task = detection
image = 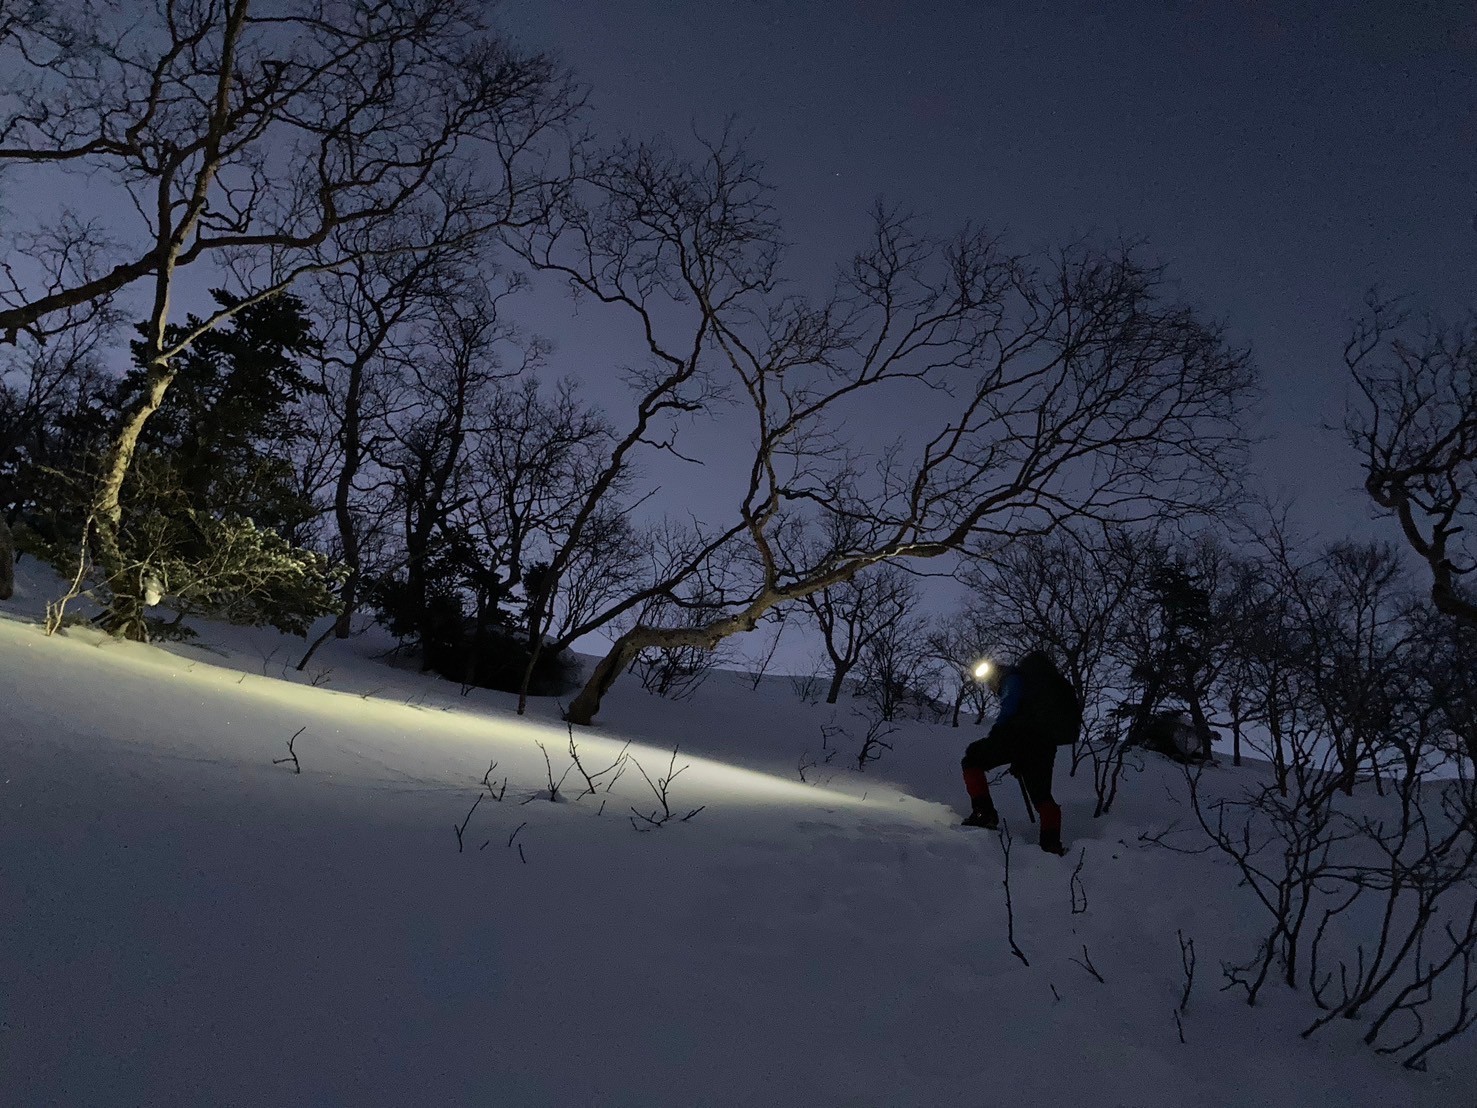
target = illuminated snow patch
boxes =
[0,615,866,810]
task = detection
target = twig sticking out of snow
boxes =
[482,760,507,801]
[1138,820,1215,855]
[797,750,818,782]
[820,722,842,757]
[629,747,705,830]
[566,724,629,798]
[508,823,530,865]
[998,822,1029,968]
[272,727,305,774]
[854,714,897,771]
[43,521,94,636]
[1070,943,1106,984]
[454,792,483,853]
[258,645,283,676]
[1178,929,1197,1013]
[798,725,841,785]
[534,741,575,802]
[1070,847,1088,914]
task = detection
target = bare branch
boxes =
[454,791,483,852]
[998,821,1029,968]
[1070,944,1106,984]
[271,726,305,774]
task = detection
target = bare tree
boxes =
[1220,522,1323,795]
[1420,608,1477,765]
[1158,527,1477,1069]
[800,561,918,705]
[298,250,621,688]
[628,747,705,829]
[295,235,477,668]
[0,302,118,538]
[850,711,899,770]
[1271,539,1415,795]
[468,373,620,659]
[511,133,1256,725]
[925,612,993,728]
[853,596,939,722]
[1206,555,1280,769]
[1184,672,1477,1068]
[1345,293,1476,627]
[498,133,753,711]
[1181,742,1352,1006]
[0,0,579,636]
[373,276,531,663]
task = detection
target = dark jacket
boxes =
[989,650,1081,748]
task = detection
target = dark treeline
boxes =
[0,3,1469,726]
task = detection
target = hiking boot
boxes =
[961,808,999,830]
[1039,831,1067,856]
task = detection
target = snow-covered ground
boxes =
[2,562,1473,1106]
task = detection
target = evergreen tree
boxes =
[1121,553,1220,759]
[38,291,342,639]
[120,290,323,538]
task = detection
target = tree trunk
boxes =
[295,619,337,672]
[331,355,366,640]
[515,640,540,716]
[93,358,178,640]
[1339,736,1358,796]
[405,553,430,668]
[565,609,765,725]
[564,628,650,725]
[1126,674,1165,747]
[1268,707,1289,797]
[825,663,852,705]
[1366,738,1386,797]
[1182,684,1214,760]
[515,582,553,716]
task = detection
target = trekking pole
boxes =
[1018,776,1036,824]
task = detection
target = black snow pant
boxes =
[961,728,1059,815]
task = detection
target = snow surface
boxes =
[2,561,1474,1106]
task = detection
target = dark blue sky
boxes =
[505,0,1477,540]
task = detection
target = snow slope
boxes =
[2,565,1473,1107]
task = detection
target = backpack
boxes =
[1015,650,1083,747]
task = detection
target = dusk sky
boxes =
[506,0,1477,543]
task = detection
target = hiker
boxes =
[960,650,1081,855]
